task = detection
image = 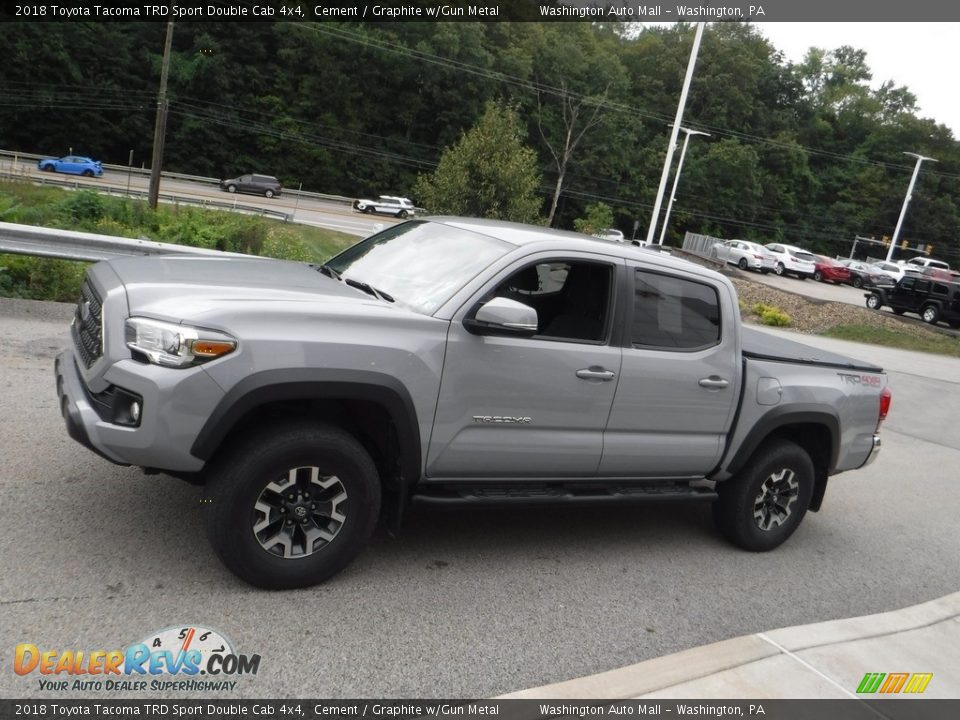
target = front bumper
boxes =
[54,350,224,472]
[55,351,129,466]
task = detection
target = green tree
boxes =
[414,102,543,223]
[573,202,614,236]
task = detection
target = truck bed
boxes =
[742,327,883,373]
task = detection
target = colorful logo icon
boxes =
[856,672,933,694]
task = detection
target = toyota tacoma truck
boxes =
[55,218,890,589]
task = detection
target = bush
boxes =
[753,302,791,327]
[0,254,87,302]
[60,190,105,223]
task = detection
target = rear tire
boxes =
[853,277,863,289]
[775,263,785,276]
[921,304,940,325]
[713,439,814,552]
[738,258,748,270]
[203,423,381,589]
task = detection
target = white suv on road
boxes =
[353,195,416,218]
[764,243,817,279]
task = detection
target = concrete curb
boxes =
[500,591,960,699]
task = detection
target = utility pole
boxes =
[148,20,174,210]
[646,21,706,246]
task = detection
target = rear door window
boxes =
[632,271,721,351]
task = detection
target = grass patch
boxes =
[0,180,359,301]
[821,324,960,358]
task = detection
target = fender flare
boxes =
[191,369,421,485]
[723,407,841,478]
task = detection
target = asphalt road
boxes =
[2,157,394,237]
[1,297,958,700]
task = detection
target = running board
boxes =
[413,483,717,506]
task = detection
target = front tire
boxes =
[866,293,881,310]
[264,189,275,198]
[203,423,381,589]
[713,439,814,552]
[814,270,823,282]
[398,210,408,219]
[226,184,237,193]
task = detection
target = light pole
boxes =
[645,21,706,246]
[885,152,936,262]
[658,127,710,246]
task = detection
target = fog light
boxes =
[130,401,141,424]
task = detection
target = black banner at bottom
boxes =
[2,699,959,720]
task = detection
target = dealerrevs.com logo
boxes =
[14,625,261,692]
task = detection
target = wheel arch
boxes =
[192,370,422,493]
[722,409,839,513]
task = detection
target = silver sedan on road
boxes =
[711,239,777,273]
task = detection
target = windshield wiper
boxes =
[317,264,342,281]
[345,277,394,303]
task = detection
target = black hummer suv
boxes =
[865,274,960,328]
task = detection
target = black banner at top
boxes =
[3,0,960,22]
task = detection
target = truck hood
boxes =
[106,255,383,320]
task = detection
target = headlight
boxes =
[125,317,237,368]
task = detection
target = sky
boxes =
[753,23,960,135]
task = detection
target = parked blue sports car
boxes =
[37,156,103,177]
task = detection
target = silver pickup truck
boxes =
[55,218,891,589]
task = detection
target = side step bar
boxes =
[413,483,717,507]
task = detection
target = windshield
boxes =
[325,221,513,315]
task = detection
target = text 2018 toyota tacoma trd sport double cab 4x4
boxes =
[56,218,891,588]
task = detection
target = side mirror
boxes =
[464,297,538,337]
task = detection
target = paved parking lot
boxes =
[1,298,958,699]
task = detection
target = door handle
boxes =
[576,367,616,381]
[699,376,729,389]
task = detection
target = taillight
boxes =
[878,387,892,426]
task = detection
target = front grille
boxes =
[72,280,103,368]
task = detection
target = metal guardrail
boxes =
[0,221,252,263]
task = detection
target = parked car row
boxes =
[710,239,953,295]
